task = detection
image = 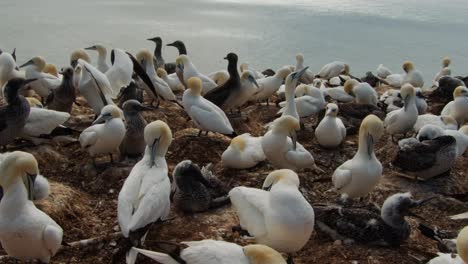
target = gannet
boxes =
[332,114,384,198]
[402,61,424,89]
[361,71,381,87]
[0,52,24,97]
[21,107,71,143]
[147,36,165,69]
[136,49,178,102]
[0,151,63,263]
[240,62,265,79]
[393,135,457,180]
[204,53,242,110]
[253,66,292,105]
[0,78,34,148]
[277,67,309,122]
[323,85,355,103]
[0,152,50,201]
[176,55,217,94]
[415,88,427,114]
[120,100,152,159]
[79,105,126,163]
[432,76,465,103]
[208,70,230,86]
[384,84,418,139]
[261,116,322,172]
[118,120,172,264]
[414,114,458,132]
[315,103,346,148]
[74,60,114,115]
[376,64,392,79]
[172,160,229,213]
[45,67,76,113]
[105,49,133,98]
[315,192,433,246]
[294,54,315,84]
[165,40,187,74]
[182,77,236,137]
[229,70,259,110]
[417,124,468,158]
[156,68,185,92]
[85,44,110,73]
[344,79,378,105]
[19,56,61,99]
[379,89,403,113]
[441,86,468,126]
[316,61,351,80]
[132,241,286,264]
[384,73,404,88]
[230,169,314,263]
[222,133,265,169]
[280,83,326,118]
[433,57,451,87]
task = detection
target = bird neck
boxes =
[154,43,162,58]
[227,60,239,80]
[357,131,375,159]
[178,45,187,55]
[0,180,28,212]
[404,96,417,113]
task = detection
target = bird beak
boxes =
[177,63,184,71]
[404,95,410,111]
[263,184,273,191]
[224,56,228,60]
[146,38,155,42]
[247,75,259,88]
[167,42,175,47]
[149,137,160,167]
[19,59,34,68]
[407,196,436,219]
[71,60,78,68]
[92,113,112,125]
[110,50,115,65]
[289,130,298,151]
[85,45,97,51]
[23,173,37,200]
[366,133,374,160]
[293,66,309,81]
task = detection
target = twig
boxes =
[66,231,122,249]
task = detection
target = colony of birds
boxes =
[0,37,467,264]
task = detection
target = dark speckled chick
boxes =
[119,100,152,158]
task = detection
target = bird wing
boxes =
[285,141,314,167]
[79,128,98,149]
[384,110,399,128]
[23,108,70,136]
[190,102,233,134]
[229,187,269,238]
[204,82,231,107]
[42,224,63,256]
[127,171,171,233]
[106,49,133,98]
[332,163,352,191]
[181,240,247,264]
[132,248,180,264]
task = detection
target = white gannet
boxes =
[0,151,62,263]
[315,192,433,246]
[85,44,110,73]
[441,86,468,126]
[414,88,427,114]
[156,68,185,92]
[118,120,172,264]
[74,59,114,115]
[133,241,286,264]
[332,114,384,198]
[417,124,468,158]
[294,54,315,84]
[70,49,91,68]
[21,107,71,143]
[19,56,61,99]
[402,61,424,89]
[253,66,292,105]
[79,104,126,163]
[344,79,378,105]
[45,67,76,113]
[384,73,404,88]
[376,64,392,79]
[0,52,23,97]
[379,89,402,113]
[413,114,458,132]
[43,64,60,78]
[323,85,355,103]
[240,62,265,79]
[261,116,321,172]
[176,55,217,94]
[208,70,230,86]
[279,84,326,118]
[230,169,314,263]
[105,48,133,98]
[384,84,418,139]
[316,61,351,80]
[0,152,50,201]
[277,67,310,122]
[315,103,346,148]
[433,57,451,87]
[222,133,265,169]
[136,49,177,102]
[182,77,236,137]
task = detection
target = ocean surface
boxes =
[1,0,467,82]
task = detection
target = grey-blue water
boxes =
[1,0,467,82]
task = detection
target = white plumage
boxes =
[176,55,217,94]
[315,103,346,148]
[385,84,418,136]
[253,67,292,103]
[105,48,133,98]
[22,107,70,138]
[222,133,265,169]
[413,114,458,132]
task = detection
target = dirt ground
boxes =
[1,84,467,264]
